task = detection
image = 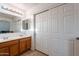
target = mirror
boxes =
[22,19,30,30]
[0,20,14,33]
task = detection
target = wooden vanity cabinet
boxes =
[0,36,31,56]
[19,37,31,54]
[0,40,19,56]
[19,38,27,53]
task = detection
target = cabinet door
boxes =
[20,39,27,53]
[0,47,9,56]
[10,44,19,56]
[26,37,31,50]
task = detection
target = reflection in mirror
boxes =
[22,19,30,30]
[0,20,12,33]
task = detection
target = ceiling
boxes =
[8,3,63,14]
[9,3,40,10]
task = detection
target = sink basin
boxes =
[3,37,8,40]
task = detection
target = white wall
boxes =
[21,12,35,50]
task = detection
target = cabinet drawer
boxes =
[6,40,18,45]
[0,40,18,48]
[0,47,9,56]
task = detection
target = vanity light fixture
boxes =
[1,5,23,15]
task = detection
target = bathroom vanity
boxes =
[0,36,31,56]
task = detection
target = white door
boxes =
[35,3,74,56]
[48,39,74,56]
[74,40,79,56]
[35,11,51,54]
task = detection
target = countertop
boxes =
[0,35,31,43]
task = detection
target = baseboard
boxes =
[35,49,49,56]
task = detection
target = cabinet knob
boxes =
[76,37,79,40]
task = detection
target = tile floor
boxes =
[21,50,47,56]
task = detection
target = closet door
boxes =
[74,40,79,56]
[74,4,79,34]
[35,4,74,56]
[35,14,42,52]
[48,39,74,56]
[73,4,79,56]
[63,4,74,33]
[35,11,51,55]
[48,4,74,56]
